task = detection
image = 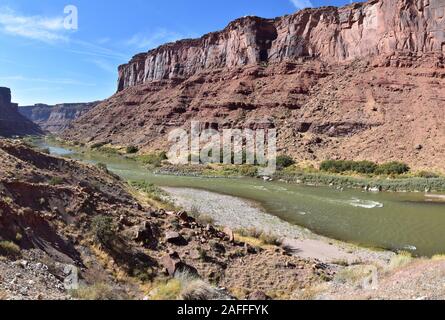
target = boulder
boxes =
[160,251,198,277]
[223,227,235,242]
[165,231,187,246]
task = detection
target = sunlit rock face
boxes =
[118,0,445,90]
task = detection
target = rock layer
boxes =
[117,0,445,90]
[19,102,99,133]
[0,87,43,137]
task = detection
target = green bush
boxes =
[137,152,168,167]
[320,160,354,173]
[126,146,139,154]
[320,160,409,176]
[376,162,410,175]
[91,216,116,247]
[276,155,295,169]
[352,161,378,174]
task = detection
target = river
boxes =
[38,140,445,257]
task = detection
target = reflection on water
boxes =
[38,140,445,257]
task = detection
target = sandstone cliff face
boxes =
[19,102,99,133]
[117,0,445,90]
[64,0,445,172]
[0,87,43,137]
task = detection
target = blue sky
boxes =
[0,0,351,105]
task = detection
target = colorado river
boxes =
[39,140,445,257]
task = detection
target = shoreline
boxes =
[155,165,445,194]
[162,186,395,265]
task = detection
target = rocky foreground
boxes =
[0,140,339,300]
[2,140,445,300]
[63,0,445,172]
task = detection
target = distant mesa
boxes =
[0,87,43,137]
[19,101,100,134]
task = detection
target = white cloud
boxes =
[0,75,95,86]
[0,7,69,42]
[290,0,313,9]
[125,28,185,50]
[88,59,117,74]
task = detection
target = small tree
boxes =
[126,146,139,154]
[91,216,116,247]
[276,155,295,170]
[376,162,410,175]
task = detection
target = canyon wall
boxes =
[117,0,445,91]
[19,102,99,133]
[64,0,445,172]
[0,87,43,137]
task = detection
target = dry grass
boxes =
[70,283,128,300]
[432,254,445,261]
[149,271,223,300]
[235,227,282,247]
[388,251,413,270]
[0,290,8,300]
[0,241,21,258]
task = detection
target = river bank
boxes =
[162,187,394,265]
[156,164,445,194]
[30,137,445,257]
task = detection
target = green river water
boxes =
[41,142,445,257]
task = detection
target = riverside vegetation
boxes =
[37,137,445,193]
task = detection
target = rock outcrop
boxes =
[0,87,43,137]
[63,0,445,172]
[19,102,99,133]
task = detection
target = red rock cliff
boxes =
[117,0,445,91]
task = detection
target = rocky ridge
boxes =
[0,87,43,137]
[19,102,99,134]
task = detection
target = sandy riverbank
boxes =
[162,187,394,265]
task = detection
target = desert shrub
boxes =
[48,176,64,186]
[188,205,215,225]
[238,165,258,177]
[376,162,410,175]
[388,251,413,270]
[129,181,167,202]
[150,278,183,300]
[416,171,439,179]
[70,283,127,300]
[235,228,281,246]
[320,160,378,174]
[91,216,116,247]
[96,162,108,172]
[259,232,282,246]
[352,161,378,174]
[150,271,223,300]
[0,241,21,258]
[90,142,107,149]
[126,145,139,154]
[276,155,295,170]
[320,160,354,173]
[138,152,168,167]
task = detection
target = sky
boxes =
[0,0,351,105]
